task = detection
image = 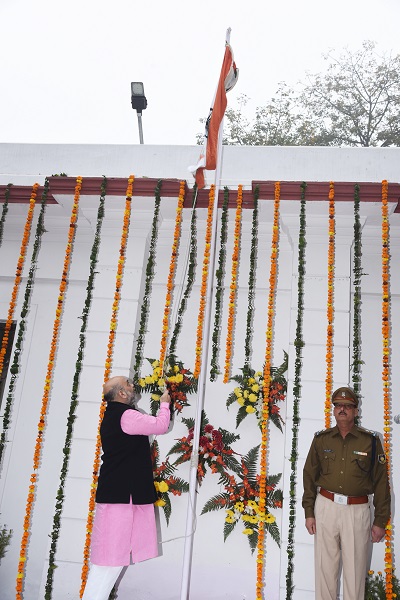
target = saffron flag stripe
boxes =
[190,41,238,189]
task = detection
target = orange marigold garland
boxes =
[15,177,82,599]
[256,181,280,600]
[223,184,243,383]
[194,184,215,378]
[0,183,38,381]
[381,180,393,598]
[324,182,335,428]
[159,180,185,370]
[80,176,134,597]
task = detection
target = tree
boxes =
[301,41,400,147]
[224,86,305,146]
[196,86,303,146]
[211,42,400,147]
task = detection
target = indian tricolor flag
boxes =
[191,39,238,189]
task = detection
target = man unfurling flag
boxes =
[190,31,238,189]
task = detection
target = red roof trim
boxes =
[1,177,399,211]
[0,184,58,204]
[253,181,400,205]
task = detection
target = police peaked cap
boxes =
[331,386,359,407]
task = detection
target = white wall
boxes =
[0,144,399,600]
[1,143,400,185]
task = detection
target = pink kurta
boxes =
[90,402,170,566]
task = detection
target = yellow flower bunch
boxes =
[225,509,235,524]
[140,355,197,415]
[154,498,166,507]
[154,480,169,493]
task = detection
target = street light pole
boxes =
[131,82,147,144]
[137,112,144,144]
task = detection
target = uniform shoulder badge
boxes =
[378,454,386,464]
[314,428,330,437]
[358,426,378,437]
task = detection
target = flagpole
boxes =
[179,30,231,600]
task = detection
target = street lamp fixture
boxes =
[131,82,147,144]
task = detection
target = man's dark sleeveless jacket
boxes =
[96,402,157,504]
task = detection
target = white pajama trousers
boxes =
[82,565,123,600]
[314,492,371,600]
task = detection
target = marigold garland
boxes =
[256,181,280,600]
[223,184,243,383]
[159,181,185,371]
[324,182,335,428]
[0,182,12,248]
[0,183,39,383]
[80,175,134,598]
[169,185,198,358]
[15,177,82,599]
[194,184,215,378]
[132,179,162,379]
[285,182,307,599]
[381,180,393,599]
[44,177,107,599]
[210,186,229,381]
[0,181,48,465]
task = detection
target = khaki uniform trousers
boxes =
[314,492,371,600]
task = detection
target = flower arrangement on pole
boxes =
[226,352,288,430]
[167,411,241,485]
[138,355,197,416]
[201,445,283,553]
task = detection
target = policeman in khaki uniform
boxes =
[303,386,390,600]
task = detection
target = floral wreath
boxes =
[201,445,282,553]
[227,352,288,430]
[167,411,241,485]
[138,355,197,416]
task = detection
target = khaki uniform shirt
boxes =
[302,425,390,528]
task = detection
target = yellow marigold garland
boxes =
[223,184,243,383]
[194,184,215,378]
[80,175,134,597]
[381,180,393,598]
[0,183,38,380]
[159,181,185,370]
[324,182,335,427]
[15,177,82,599]
[256,181,280,600]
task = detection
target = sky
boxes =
[1,0,400,146]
